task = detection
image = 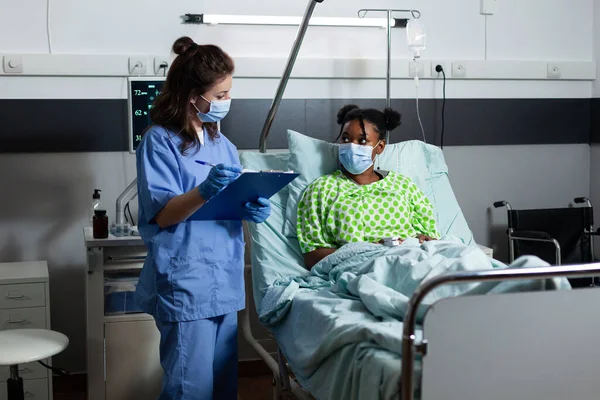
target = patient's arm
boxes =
[408,181,441,239]
[297,180,339,269]
[303,248,337,270]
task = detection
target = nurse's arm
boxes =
[155,189,206,229]
[303,248,336,270]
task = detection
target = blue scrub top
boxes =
[135,125,245,322]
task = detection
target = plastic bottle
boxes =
[90,189,103,226]
[93,210,109,239]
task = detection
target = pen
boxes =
[195,160,215,167]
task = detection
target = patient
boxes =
[297,105,440,269]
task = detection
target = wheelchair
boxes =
[494,197,600,288]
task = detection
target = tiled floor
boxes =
[53,376,274,400]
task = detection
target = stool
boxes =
[0,329,69,400]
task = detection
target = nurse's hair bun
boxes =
[173,36,198,55]
[383,108,402,131]
[337,104,360,125]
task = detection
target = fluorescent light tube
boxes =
[201,14,396,28]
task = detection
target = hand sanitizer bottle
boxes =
[90,189,103,226]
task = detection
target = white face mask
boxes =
[193,95,231,123]
[338,141,380,175]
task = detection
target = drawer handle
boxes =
[19,367,31,373]
[5,294,25,300]
[7,319,27,324]
[108,256,146,262]
[24,391,34,398]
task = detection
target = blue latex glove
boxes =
[243,197,272,223]
[198,164,242,201]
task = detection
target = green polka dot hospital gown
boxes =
[297,170,440,253]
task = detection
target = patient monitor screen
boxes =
[128,78,166,153]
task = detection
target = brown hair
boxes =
[149,36,235,155]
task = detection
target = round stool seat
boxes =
[0,329,69,366]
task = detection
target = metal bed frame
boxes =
[240,1,600,399]
[400,263,600,400]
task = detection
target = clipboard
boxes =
[191,171,300,221]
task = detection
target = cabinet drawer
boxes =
[0,378,48,400]
[0,359,48,382]
[0,308,46,331]
[0,284,45,310]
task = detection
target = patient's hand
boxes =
[416,234,436,244]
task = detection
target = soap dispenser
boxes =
[90,189,103,225]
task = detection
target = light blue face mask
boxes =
[194,96,231,123]
[338,142,379,175]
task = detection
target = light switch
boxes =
[480,0,498,15]
[3,55,23,73]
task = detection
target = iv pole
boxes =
[258,4,421,151]
[358,9,421,142]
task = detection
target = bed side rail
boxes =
[240,280,314,400]
[400,262,600,400]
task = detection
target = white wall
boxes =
[0,0,593,60]
[446,145,591,259]
[0,152,136,374]
[591,1,600,255]
[595,0,600,97]
[0,0,596,373]
[591,145,600,257]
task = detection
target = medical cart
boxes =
[83,228,162,400]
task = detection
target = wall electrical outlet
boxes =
[430,62,448,78]
[452,62,467,78]
[128,57,147,75]
[547,64,561,79]
[3,55,23,73]
[409,60,425,78]
[153,57,169,75]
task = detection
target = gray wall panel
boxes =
[591,98,600,143]
[0,99,127,153]
[443,98,591,146]
[0,98,593,152]
[226,98,592,149]
[224,99,306,149]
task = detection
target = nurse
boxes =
[135,36,271,400]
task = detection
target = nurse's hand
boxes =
[198,164,243,200]
[243,197,272,223]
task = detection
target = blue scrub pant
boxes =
[155,312,238,400]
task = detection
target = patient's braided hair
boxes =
[335,105,402,142]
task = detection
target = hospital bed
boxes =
[239,1,600,399]
[239,137,600,400]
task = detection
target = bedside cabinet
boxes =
[0,261,53,400]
